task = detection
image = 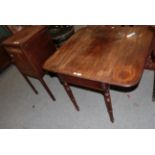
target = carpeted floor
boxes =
[0,65,155,129]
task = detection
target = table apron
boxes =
[58,74,108,92]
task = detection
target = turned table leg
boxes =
[61,79,80,111]
[102,83,114,123]
[63,81,80,111]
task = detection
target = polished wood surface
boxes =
[44,26,154,87]
[43,26,155,122]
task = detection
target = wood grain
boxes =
[44,26,154,87]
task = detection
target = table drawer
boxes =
[4,47,21,54]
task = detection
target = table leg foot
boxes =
[102,84,114,123]
[63,81,80,111]
[39,78,56,101]
[21,73,38,94]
